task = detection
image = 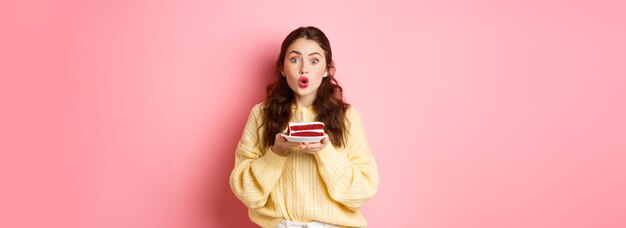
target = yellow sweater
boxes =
[229,103,379,228]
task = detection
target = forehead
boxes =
[286,38,325,56]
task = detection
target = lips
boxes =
[298,76,309,88]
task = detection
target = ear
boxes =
[327,67,336,77]
[281,71,285,77]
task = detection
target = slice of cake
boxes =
[287,122,325,137]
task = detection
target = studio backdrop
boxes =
[2,0,625,227]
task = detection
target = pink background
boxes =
[2,0,626,227]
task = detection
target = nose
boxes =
[299,63,309,75]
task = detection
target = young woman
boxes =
[229,26,379,228]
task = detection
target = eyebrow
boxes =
[288,51,322,57]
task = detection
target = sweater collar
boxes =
[290,103,317,122]
[291,103,316,113]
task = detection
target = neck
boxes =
[294,92,316,108]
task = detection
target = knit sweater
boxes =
[229,103,379,228]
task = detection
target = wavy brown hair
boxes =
[261,26,350,149]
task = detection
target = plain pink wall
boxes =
[2,0,625,227]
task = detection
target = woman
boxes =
[229,26,379,228]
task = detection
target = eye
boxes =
[311,59,319,64]
[290,57,300,63]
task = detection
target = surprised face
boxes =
[281,38,328,104]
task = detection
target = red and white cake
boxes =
[287,122,325,137]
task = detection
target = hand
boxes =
[272,133,330,156]
[271,133,300,157]
[300,137,329,155]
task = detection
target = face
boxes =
[281,38,328,101]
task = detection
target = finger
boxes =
[285,141,300,147]
[275,133,283,142]
[306,143,322,149]
[276,133,292,144]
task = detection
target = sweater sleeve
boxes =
[314,107,380,210]
[229,104,288,209]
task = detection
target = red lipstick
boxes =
[298,76,309,88]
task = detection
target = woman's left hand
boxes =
[300,137,329,154]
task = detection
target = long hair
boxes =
[261,26,349,149]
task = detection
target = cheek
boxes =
[314,76,325,85]
[283,64,298,74]
[313,67,327,79]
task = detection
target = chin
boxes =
[295,89,316,97]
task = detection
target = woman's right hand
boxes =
[271,133,299,157]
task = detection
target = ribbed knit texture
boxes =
[229,103,379,228]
